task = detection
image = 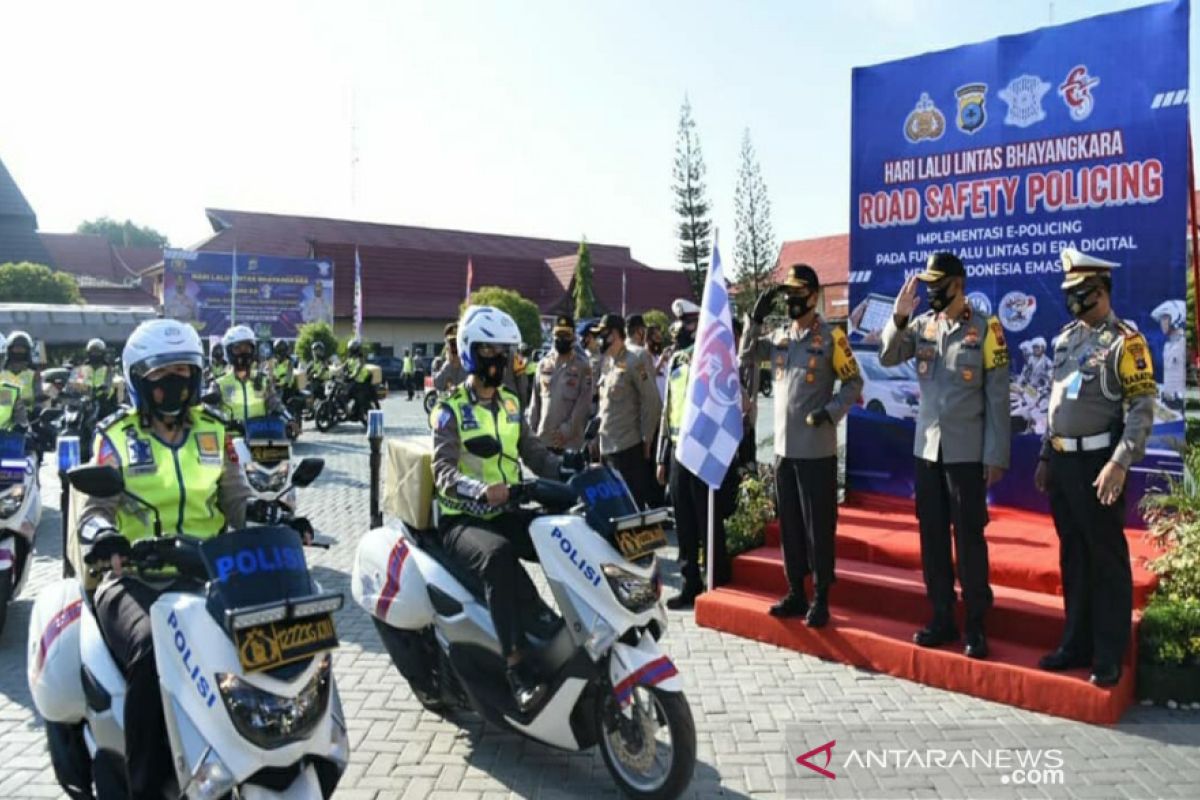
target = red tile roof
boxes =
[80,285,157,307]
[774,234,850,287]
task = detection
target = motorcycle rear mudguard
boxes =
[26,579,88,723]
[608,630,683,712]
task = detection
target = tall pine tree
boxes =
[733,128,777,316]
[572,237,598,319]
[672,97,711,300]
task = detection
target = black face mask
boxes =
[146,372,191,418]
[7,351,28,369]
[599,334,614,352]
[476,353,507,387]
[649,340,664,355]
[88,353,105,366]
[787,296,814,320]
[213,353,226,365]
[553,338,573,355]
[1066,286,1100,318]
[233,352,255,371]
[675,326,696,349]
[927,284,956,313]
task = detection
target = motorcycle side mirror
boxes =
[292,457,324,487]
[201,388,221,406]
[463,436,502,459]
[68,464,125,498]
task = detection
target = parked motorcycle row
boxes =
[15,393,694,798]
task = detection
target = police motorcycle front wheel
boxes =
[596,683,696,800]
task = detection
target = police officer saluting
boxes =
[880,252,1010,658]
[527,314,593,452]
[1035,249,1156,687]
[595,313,662,509]
[743,265,863,626]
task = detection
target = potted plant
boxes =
[725,464,776,558]
[1138,445,1200,703]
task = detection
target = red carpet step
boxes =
[695,587,1136,724]
[697,492,1154,723]
[763,491,1160,606]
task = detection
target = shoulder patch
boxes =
[96,407,135,432]
[434,402,456,431]
[198,404,228,425]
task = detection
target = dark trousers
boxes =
[94,577,177,800]
[775,456,838,593]
[605,444,657,510]
[1048,450,1132,666]
[669,455,733,591]
[350,381,375,419]
[914,458,993,628]
[439,511,539,658]
[404,374,415,400]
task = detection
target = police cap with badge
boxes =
[916,252,966,283]
[553,314,576,338]
[594,313,625,336]
[782,263,821,293]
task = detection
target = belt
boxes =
[1050,432,1111,453]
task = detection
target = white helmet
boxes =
[1019,341,1033,356]
[221,324,257,352]
[458,306,522,372]
[5,330,32,366]
[86,338,107,359]
[1029,336,1047,350]
[1152,300,1186,329]
[123,319,204,411]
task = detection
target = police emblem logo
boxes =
[998,74,1051,128]
[126,436,156,472]
[955,83,988,134]
[964,326,980,346]
[1058,65,1100,122]
[918,360,930,376]
[805,372,815,384]
[903,92,946,143]
[239,628,281,670]
[961,368,974,382]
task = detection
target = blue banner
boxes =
[162,250,335,339]
[847,0,1188,517]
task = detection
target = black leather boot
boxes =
[769,592,809,618]
[913,607,958,648]
[805,587,830,628]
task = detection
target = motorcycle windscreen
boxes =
[568,465,639,537]
[243,416,289,463]
[0,431,26,485]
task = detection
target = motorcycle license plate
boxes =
[613,525,668,561]
[250,444,290,463]
[234,613,338,673]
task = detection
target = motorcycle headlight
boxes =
[217,654,332,750]
[602,563,660,614]
[246,464,288,494]
[0,485,25,519]
[186,748,236,800]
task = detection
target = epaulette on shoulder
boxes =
[96,406,135,432]
[1114,319,1141,339]
[198,404,229,425]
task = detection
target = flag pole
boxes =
[1188,126,1200,368]
[230,245,238,325]
[705,228,719,594]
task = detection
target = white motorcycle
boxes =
[27,461,349,799]
[236,416,302,524]
[0,408,61,637]
[353,457,696,799]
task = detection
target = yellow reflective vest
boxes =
[436,385,523,520]
[216,372,267,422]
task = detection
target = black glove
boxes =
[560,449,587,475]
[751,287,780,324]
[806,409,833,427]
[83,529,130,565]
[286,516,315,544]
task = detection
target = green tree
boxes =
[673,96,711,301]
[572,238,598,319]
[295,321,339,363]
[463,286,543,348]
[0,262,83,304]
[733,128,777,318]
[78,216,169,248]
[642,308,670,334]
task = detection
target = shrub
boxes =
[1140,594,1200,666]
[1141,445,1200,599]
[725,464,776,557]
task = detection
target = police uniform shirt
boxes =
[1043,311,1156,469]
[526,350,593,449]
[597,346,662,456]
[431,385,562,508]
[741,316,864,459]
[433,358,467,392]
[880,307,1011,467]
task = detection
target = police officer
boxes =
[271,339,296,394]
[527,314,593,452]
[216,325,280,423]
[579,321,604,380]
[434,322,467,391]
[0,338,27,431]
[77,338,119,417]
[656,299,738,608]
[626,314,648,354]
[595,313,662,509]
[208,342,229,381]
[343,339,376,422]
[880,252,1010,657]
[1034,249,1156,687]
[744,266,863,626]
[402,348,416,401]
[433,306,573,710]
[1,331,41,419]
[80,319,253,798]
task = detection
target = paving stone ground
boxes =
[0,394,1196,799]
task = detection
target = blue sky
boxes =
[0,0,1192,270]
